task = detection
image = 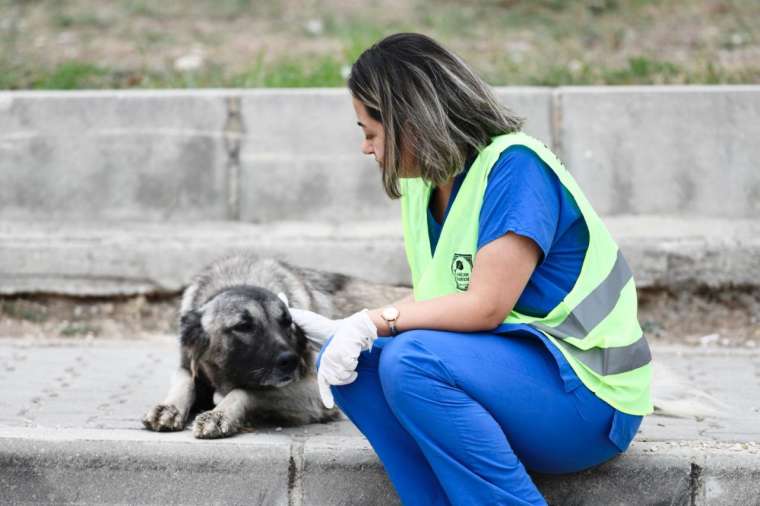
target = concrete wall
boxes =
[4,86,755,223]
[0,91,230,221]
[557,86,760,218]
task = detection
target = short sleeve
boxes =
[477,146,562,264]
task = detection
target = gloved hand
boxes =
[292,309,378,408]
[288,308,341,346]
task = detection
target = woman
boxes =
[291,33,652,505]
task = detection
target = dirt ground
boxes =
[1,286,758,348]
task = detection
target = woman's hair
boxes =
[348,32,523,199]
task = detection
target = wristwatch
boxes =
[380,306,400,336]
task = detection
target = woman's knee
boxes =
[378,329,456,398]
[379,330,430,373]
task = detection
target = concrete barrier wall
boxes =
[1,86,758,223]
[558,86,760,218]
[0,91,230,221]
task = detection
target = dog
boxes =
[142,254,410,439]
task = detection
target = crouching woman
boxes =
[292,33,652,506]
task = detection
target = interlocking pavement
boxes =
[1,338,759,505]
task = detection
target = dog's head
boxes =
[180,285,308,389]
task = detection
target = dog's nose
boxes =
[276,351,298,372]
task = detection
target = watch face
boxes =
[382,307,399,321]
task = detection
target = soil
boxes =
[2,286,758,348]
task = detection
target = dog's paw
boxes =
[192,410,240,439]
[142,404,185,432]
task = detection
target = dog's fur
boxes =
[142,254,410,438]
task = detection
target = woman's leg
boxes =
[317,338,451,506]
[378,329,628,505]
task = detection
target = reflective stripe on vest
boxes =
[400,131,653,415]
[534,250,632,342]
[532,250,652,375]
[555,334,651,376]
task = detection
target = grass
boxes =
[2,54,756,91]
[1,300,48,323]
[50,12,111,29]
[0,0,758,89]
[60,322,100,337]
[235,54,347,88]
[36,61,108,89]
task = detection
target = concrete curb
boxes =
[1,216,758,295]
[1,428,759,505]
[1,342,759,505]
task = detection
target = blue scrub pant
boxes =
[317,329,640,506]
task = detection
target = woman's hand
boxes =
[289,308,341,346]
[291,308,378,408]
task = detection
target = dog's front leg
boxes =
[142,368,196,431]
[193,389,255,439]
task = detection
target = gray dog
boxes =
[142,254,409,439]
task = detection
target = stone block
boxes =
[534,444,696,506]
[238,90,394,223]
[493,87,554,145]
[238,88,553,223]
[701,452,760,505]
[0,220,409,295]
[302,436,400,506]
[0,91,229,221]
[240,155,398,223]
[0,436,291,505]
[558,86,760,217]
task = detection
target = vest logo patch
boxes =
[451,253,473,291]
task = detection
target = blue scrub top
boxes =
[426,144,642,449]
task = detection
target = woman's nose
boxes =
[361,139,373,155]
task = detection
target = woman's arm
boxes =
[391,293,415,306]
[369,232,540,336]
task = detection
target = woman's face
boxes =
[352,97,385,170]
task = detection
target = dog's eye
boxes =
[228,319,254,333]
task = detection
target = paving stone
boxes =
[0,340,758,504]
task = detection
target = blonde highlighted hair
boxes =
[348,33,523,198]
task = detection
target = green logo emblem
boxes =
[451,253,473,291]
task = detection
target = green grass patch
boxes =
[1,300,48,323]
[603,56,682,84]
[33,61,109,89]
[0,60,24,90]
[60,322,100,337]
[123,0,164,18]
[232,53,347,87]
[322,14,411,63]
[50,10,111,29]
[2,56,757,90]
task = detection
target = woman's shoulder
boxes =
[485,143,563,201]
[492,144,552,176]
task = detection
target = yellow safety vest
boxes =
[400,132,653,415]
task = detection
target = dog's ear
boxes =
[180,309,208,379]
[289,315,315,353]
[179,309,207,348]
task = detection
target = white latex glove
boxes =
[288,308,342,347]
[315,309,378,408]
